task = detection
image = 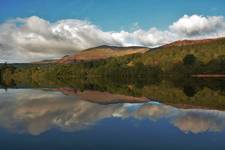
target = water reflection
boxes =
[0,89,225,135]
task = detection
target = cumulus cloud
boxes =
[0,15,225,62]
[170,15,225,36]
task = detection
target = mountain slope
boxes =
[36,37,225,66]
[162,37,225,48]
[137,37,225,70]
[57,45,149,64]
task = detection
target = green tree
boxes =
[183,54,197,66]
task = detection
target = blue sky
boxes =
[1,0,225,31]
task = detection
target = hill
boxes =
[56,45,149,64]
[162,37,225,48]
[135,37,225,70]
[36,37,225,67]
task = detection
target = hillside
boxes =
[34,37,225,66]
[135,37,225,70]
[162,37,225,48]
[56,45,149,64]
[36,37,225,67]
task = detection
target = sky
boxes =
[0,0,225,62]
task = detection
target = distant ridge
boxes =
[56,45,149,64]
[33,59,58,64]
[162,37,225,48]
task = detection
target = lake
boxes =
[0,87,225,150]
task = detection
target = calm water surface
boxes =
[0,89,225,150]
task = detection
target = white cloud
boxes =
[170,15,225,36]
[0,15,225,62]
